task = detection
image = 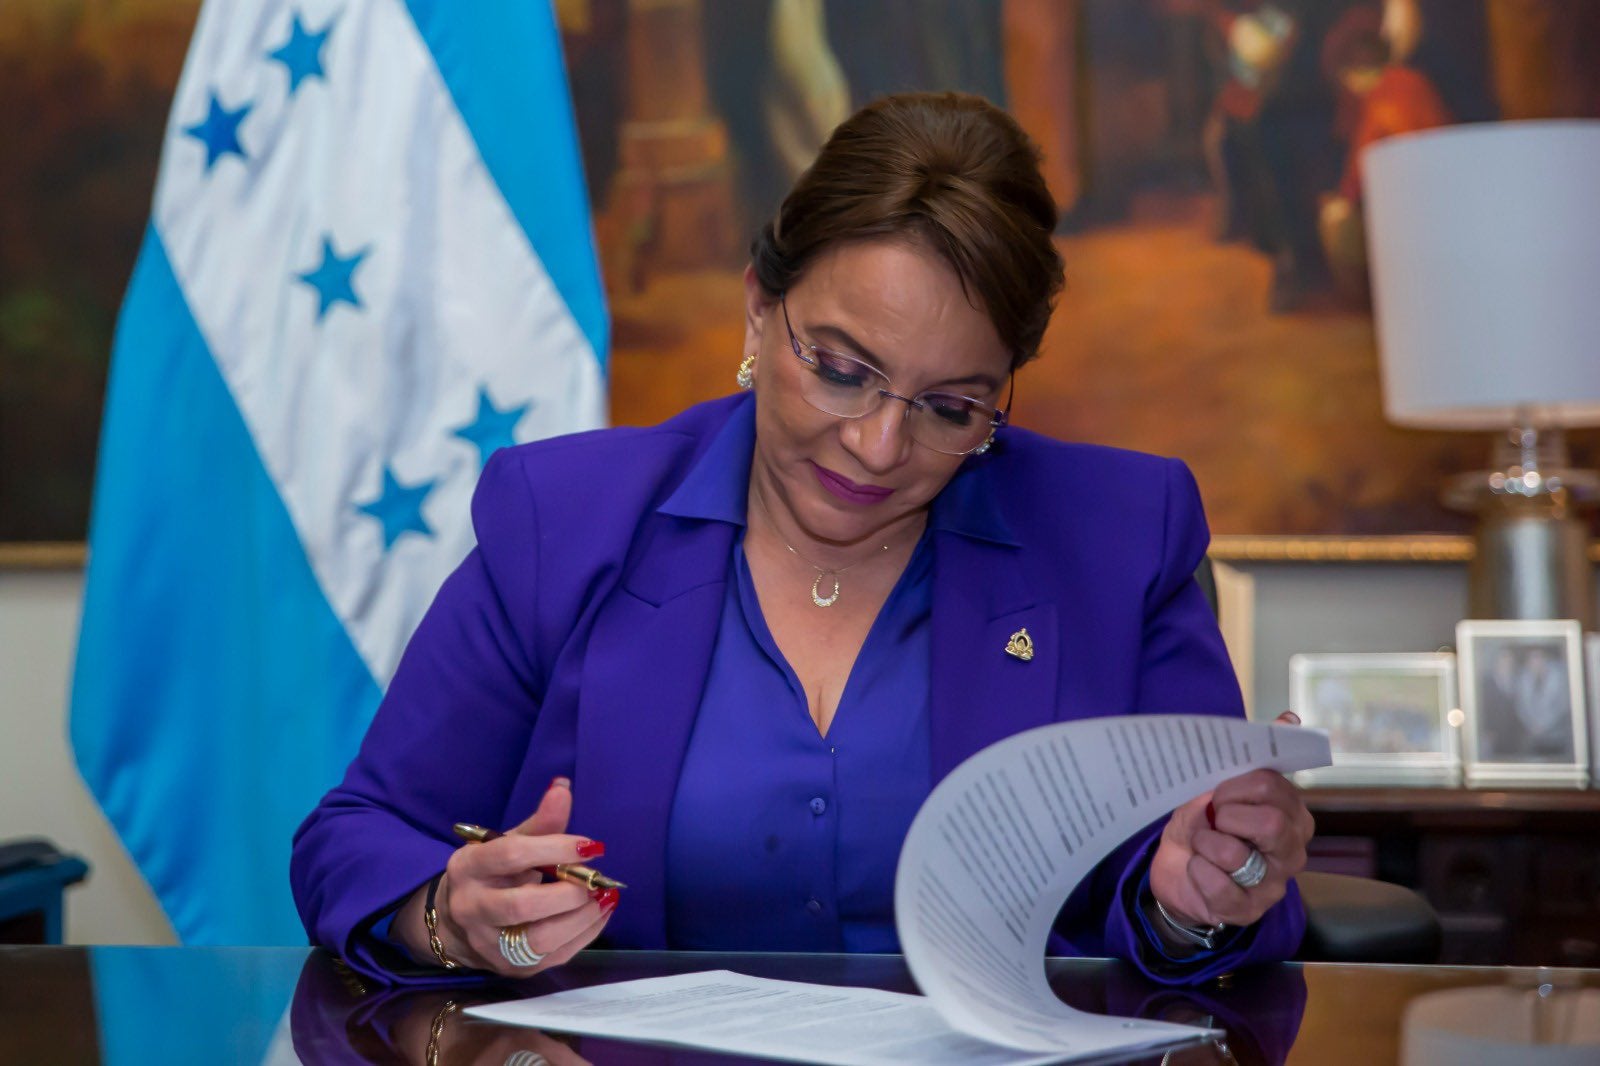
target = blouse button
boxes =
[805,898,823,915]
[809,797,828,815]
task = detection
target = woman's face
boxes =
[743,238,1014,546]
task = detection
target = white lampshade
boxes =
[1363,120,1600,430]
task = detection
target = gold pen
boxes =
[452,822,628,891]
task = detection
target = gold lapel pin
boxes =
[1005,628,1034,662]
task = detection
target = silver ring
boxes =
[504,1053,551,1066]
[1228,848,1268,889]
[497,925,546,967]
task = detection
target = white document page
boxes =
[895,714,1331,1052]
[470,715,1331,1064]
[465,970,1189,1066]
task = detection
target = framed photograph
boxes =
[1457,620,1589,789]
[1288,652,1460,787]
[1587,634,1600,788]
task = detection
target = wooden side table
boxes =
[1303,788,1600,966]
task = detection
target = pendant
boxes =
[811,572,841,608]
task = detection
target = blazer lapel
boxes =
[929,530,1063,784]
[571,513,735,950]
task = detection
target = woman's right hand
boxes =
[399,777,618,977]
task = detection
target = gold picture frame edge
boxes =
[0,542,88,570]
[4,535,1599,571]
[1209,534,1600,564]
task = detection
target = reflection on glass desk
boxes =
[4,947,1599,1065]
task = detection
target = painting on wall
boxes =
[1,0,199,543]
[6,0,1600,543]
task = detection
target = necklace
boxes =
[781,539,890,607]
[749,484,896,607]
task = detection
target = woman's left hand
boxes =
[1148,711,1315,930]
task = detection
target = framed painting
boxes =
[7,0,1600,548]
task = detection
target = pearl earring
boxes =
[971,433,994,456]
[736,353,756,390]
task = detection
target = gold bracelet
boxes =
[424,872,460,969]
[426,999,459,1066]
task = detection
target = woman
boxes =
[291,92,1314,987]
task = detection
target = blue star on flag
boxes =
[296,236,368,320]
[183,92,251,171]
[452,388,532,468]
[268,12,333,95]
[357,467,436,549]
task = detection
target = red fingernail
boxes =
[1205,802,1217,829]
[576,839,605,859]
[598,888,620,911]
[549,776,572,791]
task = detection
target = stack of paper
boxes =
[468,714,1332,1064]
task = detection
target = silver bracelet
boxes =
[1153,897,1228,952]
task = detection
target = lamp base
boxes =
[1469,500,1595,629]
[1446,425,1597,629]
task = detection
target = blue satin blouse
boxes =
[660,416,935,952]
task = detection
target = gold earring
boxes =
[736,353,756,389]
[971,432,994,456]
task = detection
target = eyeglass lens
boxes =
[795,347,998,455]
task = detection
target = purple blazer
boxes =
[291,393,1304,985]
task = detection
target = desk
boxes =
[1305,788,1600,966]
[4,946,1598,1064]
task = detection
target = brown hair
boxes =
[750,92,1064,370]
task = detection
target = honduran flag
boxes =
[70,0,606,944]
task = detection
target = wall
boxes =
[0,568,175,944]
[1224,561,1600,720]
[1219,560,1468,718]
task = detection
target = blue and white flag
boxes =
[71,0,606,944]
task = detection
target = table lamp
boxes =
[1363,120,1600,629]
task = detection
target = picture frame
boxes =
[1457,620,1589,789]
[13,8,1600,545]
[1586,634,1600,788]
[1288,652,1460,787]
